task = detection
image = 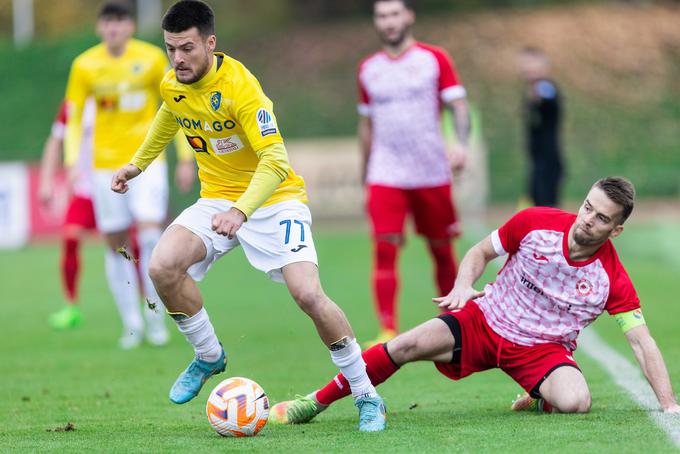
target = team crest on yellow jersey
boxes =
[210,91,222,111]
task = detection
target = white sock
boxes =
[137,227,167,330]
[329,338,377,399]
[175,308,222,362]
[105,249,143,334]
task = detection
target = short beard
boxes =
[175,55,212,85]
[572,231,593,246]
[379,26,409,48]
[573,228,607,247]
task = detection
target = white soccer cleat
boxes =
[146,327,170,347]
[119,329,143,350]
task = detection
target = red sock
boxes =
[428,241,457,297]
[373,240,399,331]
[61,237,80,303]
[316,343,399,406]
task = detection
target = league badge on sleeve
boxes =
[210,91,222,111]
[256,108,278,137]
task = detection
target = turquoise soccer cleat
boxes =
[356,395,387,432]
[169,349,227,404]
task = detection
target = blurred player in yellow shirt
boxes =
[64,2,195,349]
[111,0,386,432]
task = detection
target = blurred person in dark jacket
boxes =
[519,47,564,207]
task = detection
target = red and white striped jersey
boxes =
[357,42,466,188]
[476,207,639,350]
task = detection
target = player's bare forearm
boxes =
[358,116,372,183]
[455,235,497,289]
[448,98,471,147]
[434,235,498,310]
[39,136,63,204]
[627,326,679,412]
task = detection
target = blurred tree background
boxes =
[0,0,678,202]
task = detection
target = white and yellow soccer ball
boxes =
[206,377,269,437]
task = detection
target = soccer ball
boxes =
[206,377,269,437]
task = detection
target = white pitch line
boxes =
[579,328,680,449]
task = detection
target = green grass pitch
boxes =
[1,224,679,452]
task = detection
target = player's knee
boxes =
[148,255,180,288]
[290,287,325,315]
[554,389,591,413]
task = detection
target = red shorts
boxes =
[366,184,460,239]
[435,302,579,397]
[64,195,97,230]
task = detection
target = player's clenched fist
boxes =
[433,285,485,311]
[211,208,247,239]
[111,163,142,194]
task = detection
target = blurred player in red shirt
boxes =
[358,0,471,344]
[39,100,97,329]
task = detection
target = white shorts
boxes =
[93,160,168,233]
[171,198,318,283]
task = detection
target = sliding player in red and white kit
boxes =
[359,0,471,344]
[271,177,680,424]
[40,100,97,329]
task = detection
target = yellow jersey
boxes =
[64,39,192,169]
[131,53,306,216]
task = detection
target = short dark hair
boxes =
[373,0,413,11]
[98,1,134,20]
[162,0,215,37]
[594,176,636,223]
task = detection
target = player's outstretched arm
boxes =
[433,234,499,311]
[130,102,181,172]
[445,97,471,172]
[212,143,289,240]
[111,164,142,194]
[625,324,680,413]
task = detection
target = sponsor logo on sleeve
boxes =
[256,108,277,137]
[210,91,222,111]
[186,135,209,154]
[209,135,244,155]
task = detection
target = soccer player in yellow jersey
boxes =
[110,0,386,432]
[64,2,195,349]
